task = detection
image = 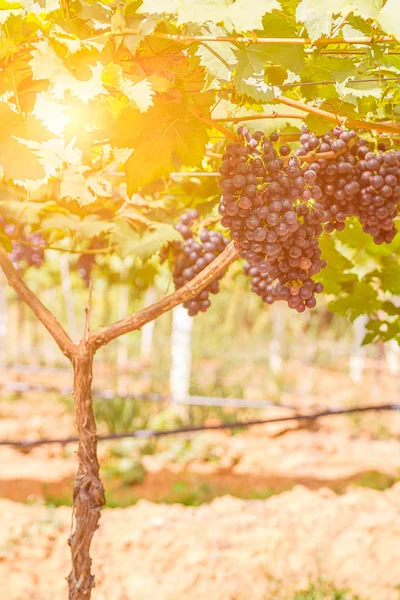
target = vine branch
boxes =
[96,29,397,47]
[189,105,238,141]
[0,246,76,360]
[214,112,306,123]
[275,96,400,135]
[89,241,239,350]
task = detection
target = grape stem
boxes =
[189,105,238,141]
[275,96,400,135]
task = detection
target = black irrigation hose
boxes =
[1,403,398,449]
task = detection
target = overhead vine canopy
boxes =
[1,0,400,337]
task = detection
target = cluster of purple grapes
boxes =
[0,220,44,269]
[218,128,327,312]
[218,125,400,312]
[172,210,229,316]
[244,262,324,310]
[352,147,400,244]
[299,129,400,243]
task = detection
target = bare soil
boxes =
[1,484,400,600]
[2,365,400,599]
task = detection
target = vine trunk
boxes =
[67,342,105,600]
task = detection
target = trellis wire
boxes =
[0,380,296,409]
[0,403,398,448]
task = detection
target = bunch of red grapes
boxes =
[299,129,400,243]
[172,210,229,316]
[218,125,400,312]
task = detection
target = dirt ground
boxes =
[2,365,400,599]
[1,484,400,600]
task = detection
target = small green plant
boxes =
[292,580,361,600]
[94,397,151,434]
[352,470,399,491]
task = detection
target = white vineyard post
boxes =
[60,254,78,342]
[349,315,368,384]
[117,277,130,395]
[140,287,156,363]
[385,340,400,375]
[169,304,193,418]
[43,288,57,366]
[268,303,285,376]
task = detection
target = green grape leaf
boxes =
[316,234,357,294]
[138,0,280,33]
[296,1,332,41]
[40,213,80,232]
[378,0,400,40]
[102,64,154,113]
[119,105,208,194]
[122,14,159,56]
[329,282,380,320]
[297,0,381,41]
[195,27,237,83]
[337,79,382,99]
[0,199,47,225]
[305,99,359,134]
[112,220,181,260]
[383,54,400,72]
[302,56,358,84]
[60,170,95,206]
[362,331,378,346]
[377,265,400,295]
[76,216,112,240]
[30,41,107,103]
[234,45,303,102]
[0,138,45,181]
[381,301,400,317]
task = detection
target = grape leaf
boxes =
[377,265,400,295]
[123,15,159,56]
[76,216,112,240]
[60,169,95,206]
[329,282,380,320]
[296,0,381,41]
[30,41,107,103]
[233,44,305,102]
[112,220,181,260]
[0,138,45,180]
[316,234,357,294]
[337,79,382,99]
[138,0,280,33]
[302,56,358,83]
[382,54,400,72]
[305,99,359,134]
[116,104,208,194]
[195,25,238,83]
[296,1,332,41]
[102,64,154,113]
[378,0,400,41]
